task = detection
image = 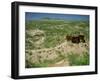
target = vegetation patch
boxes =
[67,52,89,66]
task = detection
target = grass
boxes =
[26,52,89,68]
[67,52,89,66]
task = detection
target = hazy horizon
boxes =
[25,12,89,21]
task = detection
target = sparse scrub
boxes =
[25,19,89,68]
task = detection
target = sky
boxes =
[25,12,89,21]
